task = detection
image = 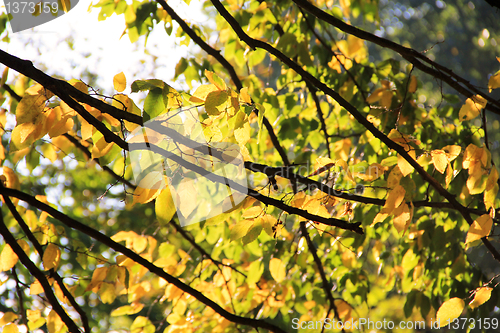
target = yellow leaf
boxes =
[431,150,448,174]
[86,266,108,292]
[442,145,461,162]
[341,251,356,269]
[242,206,263,219]
[2,323,19,333]
[205,90,229,116]
[269,258,286,283]
[239,87,252,104]
[30,279,44,295]
[436,298,464,327]
[463,144,484,169]
[175,178,197,218]
[469,287,492,309]
[485,167,499,191]
[156,186,176,224]
[189,84,219,103]
[43,243,61,270]
[133,172,165,204]
[3,166,20,191]
[230,220,253,241]
[0,312,18,325]
[398,152,414,176]
[308,157,336,177]
[47,310,65,333]
[133,236,148,254]
[0,244,18,271]
[16,94,46,124]
[488,71,500,92]
[387,165,403,188]
[385,185,406,213]
[333,299,352,320]
[234,122,251,146]
[113,72,127,92]
[408,75,418,93]
[459,95,487,121]
[465,214,493,244]
[205,70,227,90]
[393,203,411,234]
[484,184,498,211]
[27,309,41,322]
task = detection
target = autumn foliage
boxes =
[0,0,499,332]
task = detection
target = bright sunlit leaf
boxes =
[436,298,464,327]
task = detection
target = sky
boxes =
[0,0,206,92]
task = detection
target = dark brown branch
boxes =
[2,193,91,333]
[300,222,344,333]
[0,187,288,333]
[12,267,28,328]
[306,81,332,158]
[0,196,82,333]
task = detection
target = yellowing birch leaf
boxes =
[436,298,464,327]
[156,186,176,224]
[398,152,414,176]
[442,145,461,162]
[189,84,219,103]
[43,243,61,270]
[230,220,253,241]
[469,287,492,309]
[488,71,500,92]
[385,185,406,213]
[269,258,286,283]
[465,214,493,244]
[308,157,336,177]
[205,70,226,90]
[341,251,356,269]
[47,310,65,333]
[205,90,229,116]
[431,150,448,174]
[239,87,252,104]
[334,299,352,320]
[113,72,127,92]
[484,184,498,211]
[3,323,19,333]
[242,206,263,219]
[459,95,487,121]
[0,244,18,271]
[485,167,499,191]
[0,313,18,325]
[387,165,403,188]
[176,178,197,218]
[393,203,411,235]
[30,279,44,295]
[234,122,250,145]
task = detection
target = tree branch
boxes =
[0,186,288,333]
[0,193,82,333]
